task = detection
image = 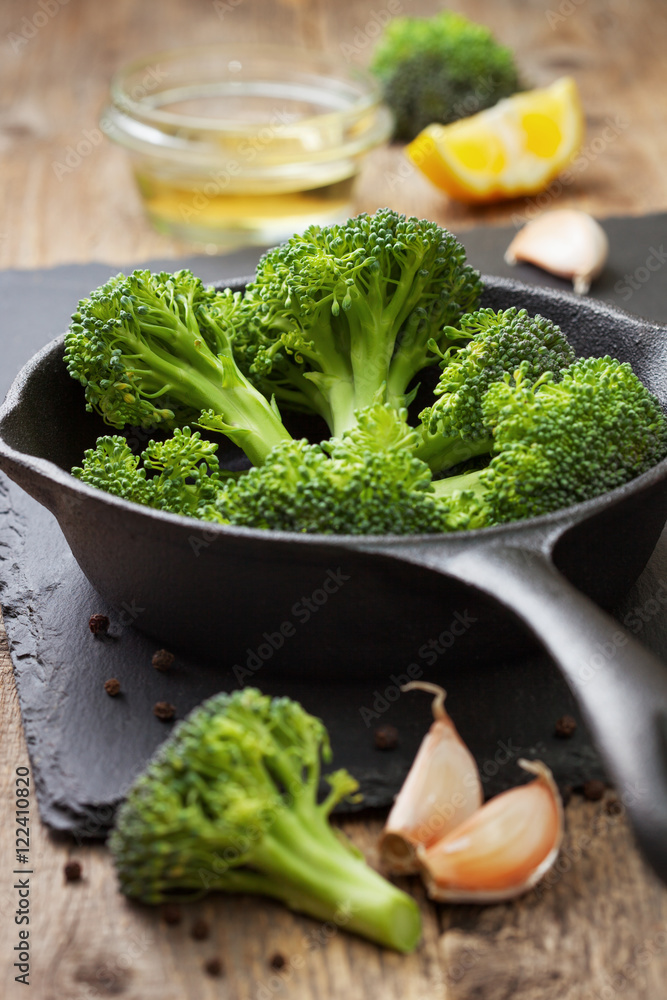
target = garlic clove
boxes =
[418,759,563,903]
[379,682,483,875]
[505,209,609,294]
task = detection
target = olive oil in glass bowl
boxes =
[102,45,393,250]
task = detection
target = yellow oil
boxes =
[135,170,356,249]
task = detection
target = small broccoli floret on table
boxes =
[433,357,667,524]
[416,308,576,474]
[240,208,482,437]
[215,404,453,534]
[64,269,291,466]
[109,688,422,953]
[370,10,521,141]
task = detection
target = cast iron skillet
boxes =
[2,276,667,883]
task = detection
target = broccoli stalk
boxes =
[415,432,493,477]
[109,689,422,953]
[241,209,482,437]
[65,270,291,466]
[432,469,488,501]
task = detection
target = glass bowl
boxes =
[101,44,393,251]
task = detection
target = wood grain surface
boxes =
[2,0,667,997]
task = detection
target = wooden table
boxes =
[2,1,667,996]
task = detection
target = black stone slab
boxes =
[1,213,667,839]
[462,213,667,323]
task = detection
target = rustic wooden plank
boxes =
[2,0,667,997]
[1,0,667,270]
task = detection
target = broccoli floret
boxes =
[67,263,667,539]
[416,308,576,473]
[240,209,482,437]
[370,11,521,141]
[214,404,454,534]
[72,428,229,519]
[433,357,667,524]
[73,406,455,534]
[70,357,667,534]
[109,688,422,953]
[72,435,150,507]
[64,269,291,466]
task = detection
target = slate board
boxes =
[2,213,667,839]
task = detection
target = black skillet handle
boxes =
[433,541,667,884]
[356,533,667,884]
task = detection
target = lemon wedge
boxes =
[406,77,584,204]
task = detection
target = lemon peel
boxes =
[407,76,584,204]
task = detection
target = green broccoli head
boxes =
[109,688,422,953]
[72,427,228,518]
[71,434,151,506]
[416,308,576,474]
[434,356,667,526]
[215,404,454,534]
[479,356,667,521]
[64,270,291,466]
[241,208,482,437]
[370,10,521,141]
[65,269,231,428]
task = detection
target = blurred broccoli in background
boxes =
[370,10,521,141]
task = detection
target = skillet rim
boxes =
[1,273,666,549]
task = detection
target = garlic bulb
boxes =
[379,682,482,874]
[505,209,609,294]
[418,759,563,903]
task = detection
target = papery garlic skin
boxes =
[505,209,609,294]
[418,759,563,903]
[379,683,482,875]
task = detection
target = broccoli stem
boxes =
[209,357,293,466]
[325,378,364,439]
[270,371,336,430]
[415,428,493,474]
[341,268,435,426]
[385,345,443,410]
[204,804,421,953]
[343,304,394,429]
[385,361,419,411]
[114,327,290,466]
[432,468,487,500]
[322,265,439,434]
